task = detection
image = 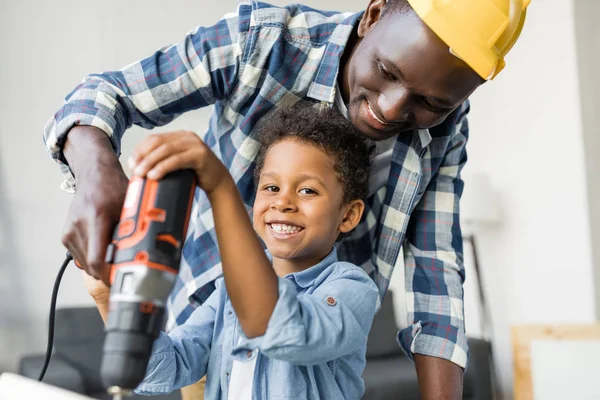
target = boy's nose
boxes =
[271,193,297,213]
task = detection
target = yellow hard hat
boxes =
[406,0,531,80]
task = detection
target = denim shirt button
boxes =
[247,350,253,358]
[326,296,336,306]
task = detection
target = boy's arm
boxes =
[207,179,279,338]
[81,271,110,323]
[233,267,379,365]
[134,286,220,395]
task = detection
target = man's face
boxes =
[342,0,484,140]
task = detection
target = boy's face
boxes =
[341,0,483,140]
[253,138,363,272]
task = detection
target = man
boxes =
[44,0,530,398]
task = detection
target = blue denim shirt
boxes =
[135,248,379,399]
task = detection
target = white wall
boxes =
[464,0,596,397]
[0,1,596,399]
[573,0,600,322]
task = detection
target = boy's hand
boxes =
[81,270,110,304]
[81,271,110,324]
[129,131,230,194]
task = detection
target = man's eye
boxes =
[420,97,445,113]
[377,61,396,81]
[299,188,317,195]
[264,185,279,192]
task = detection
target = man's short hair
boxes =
[382,0,413,17]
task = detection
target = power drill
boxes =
[100,169,196,399]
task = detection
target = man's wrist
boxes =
[414,354,463,400]
[63,125,122,179]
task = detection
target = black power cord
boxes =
[38,251,73,382]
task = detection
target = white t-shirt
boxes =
[334,85,395,197]
[228,338,258,400]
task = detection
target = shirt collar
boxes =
[307,11,364,103]
[266,247,339,288]
[418,128,432,148]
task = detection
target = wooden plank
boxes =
[511,324,600,400]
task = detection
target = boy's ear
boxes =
[339,199,365,234]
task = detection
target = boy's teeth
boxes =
[271,223,302,234]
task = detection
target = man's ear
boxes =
[358,0,387,38]
[339,199,365,234]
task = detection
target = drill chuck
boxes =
[100,170,196,391]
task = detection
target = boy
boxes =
[85,102,378,399]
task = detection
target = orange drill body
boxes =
[100,170,196,392]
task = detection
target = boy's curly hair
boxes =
[254,101,375,204]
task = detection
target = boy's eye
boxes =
[299,188,317,195]
[264,185,279,192]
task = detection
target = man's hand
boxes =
[415,354,464,400]
[61,126,129,285]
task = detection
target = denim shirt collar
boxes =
[265,247,339,288]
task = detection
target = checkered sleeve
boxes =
[43,4,251,192]
[398,105,470,369]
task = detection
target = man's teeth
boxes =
[271,223,302,234]
[367,102,388,125]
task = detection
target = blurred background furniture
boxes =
[362,290,493,400]
[512,324,600,400]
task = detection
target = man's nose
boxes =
[271,192,297,212]
[378,86,412,123]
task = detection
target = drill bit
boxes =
[108,386,130,400]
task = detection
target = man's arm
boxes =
[62,127,129,283]
[415,355,463,399]
[45,8,248,283]
[400,102,471,400]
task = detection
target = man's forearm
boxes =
[63,125,123,178]
[415,354,463,400]
[207,179,278,338]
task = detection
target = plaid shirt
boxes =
[44,1,470,368]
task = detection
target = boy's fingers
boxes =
[133,141,181,177]
[131,133,170,165]
[147,152,197,180]
[132,132,200,177]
